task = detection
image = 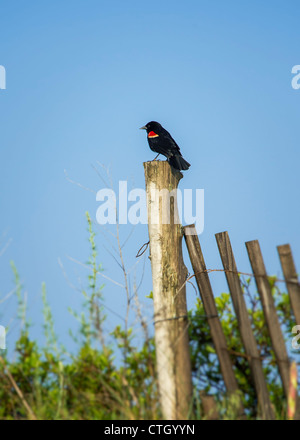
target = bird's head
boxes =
[139,121,162,134]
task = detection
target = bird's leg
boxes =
[153,153,160,161]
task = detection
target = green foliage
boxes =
[188,276,300,419]
[0,216,299,420]
[0,213,159,420]
[10,261,28,329]
[42,282,58,354]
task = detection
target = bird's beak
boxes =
[139,126,147,130]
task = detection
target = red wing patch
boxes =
[148,131,159,138]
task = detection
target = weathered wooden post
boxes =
[143,160,193,420]
[183,224,243,416]
[215,231,275,420]
[277,244,300,325]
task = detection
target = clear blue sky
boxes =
[1,0,299,353]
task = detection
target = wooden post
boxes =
[183,225,243,412]
[215,231,275,420]
[246,240,300,419]
[199,392,219,420]
[277,244,300,325]
[144,161,193,420]
[246,240,290,397]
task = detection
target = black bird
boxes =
[140,121,190,171]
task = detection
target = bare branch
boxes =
[64,169,96,194]
[66,255,124,288]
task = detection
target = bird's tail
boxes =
[168,154,191,171]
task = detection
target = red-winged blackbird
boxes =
[140,121,191,171]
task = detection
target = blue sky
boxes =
[1,0,300,354]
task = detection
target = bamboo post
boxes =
[143,161,193,420]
